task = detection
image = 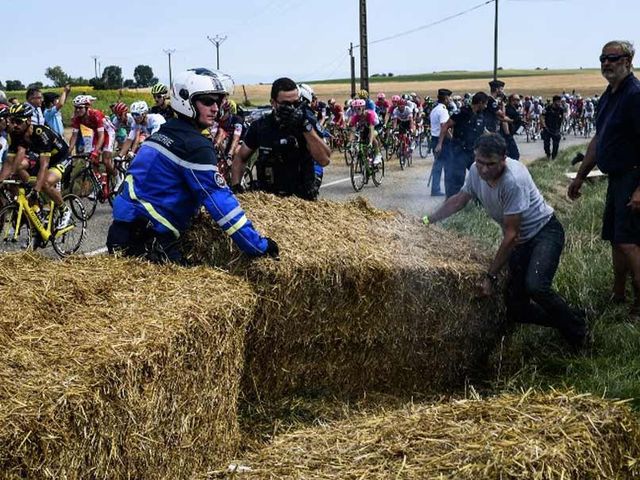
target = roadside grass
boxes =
[441,145,640,408]
[307,68,599,84]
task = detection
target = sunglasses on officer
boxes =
[275,99,301,108]
[194,94,224,107]
[599,53,629,63]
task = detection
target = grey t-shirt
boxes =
[461,159,554,243]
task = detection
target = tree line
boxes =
[2,65,159,91]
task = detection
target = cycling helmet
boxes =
[72,95,94,107]
[223,99,238,114]
[0,105,9,119]
[8,102,34,119]
[130,101,149,115]
[171,68,234,119]
[328,98,336,105]
[398,98,407,107]
[391,95,401,102]
[358,89,368,99]
[352,99,366,108]
[377,92,386,100]
[151,83,168,95]
[112,101,128,116]
[0,90,6,104]
[298,83,314,104]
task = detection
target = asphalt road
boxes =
[23,133,590,257]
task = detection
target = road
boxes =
[37,134,590,257]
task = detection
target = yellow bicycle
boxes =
[0,180,87,257]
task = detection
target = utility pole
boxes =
[349,43,356,98]
[91,55,99,79]
[207,34,227,70]
[493,0,499,81]
[163,48,176,88]
[358,0,369,93]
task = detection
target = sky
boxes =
[3,0,640,87]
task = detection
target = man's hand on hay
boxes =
[264,237,280,259]
[477,276,494,298]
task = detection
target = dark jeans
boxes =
[503,133,520,160]
[506,216,586,344]
[445,143,473,198]
[541,129,561,159]
[430,136,446,194]
[107,219,184,264]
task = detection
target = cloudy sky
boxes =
[4,0,639,86]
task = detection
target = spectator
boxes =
[428,88,452,196]
[43,84,71,136]
[568,40,640,317]
[426,133,588,350]
[25,87,45,126]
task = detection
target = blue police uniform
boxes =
[108,118,269,260]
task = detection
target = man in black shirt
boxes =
[503,94,522,160]
[230,77,331,200]
[540,95,564,160]
[568,40,640,317]
[485,80,507,133]
[436,91,488,197]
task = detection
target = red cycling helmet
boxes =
[398,98,407,106]
[112,101,128,116]
[391,95,401,102]
[377,92,386,100]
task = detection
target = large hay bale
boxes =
[0,253,256,479]
[184,193,505,399]
[230,391,640,479]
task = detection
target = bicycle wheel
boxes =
[372,155,384,186]
[51,195,87,257]
[350,151,367,192]
[398,140,407,170]
[0,204,32,252]
[344,143,355,166]
[68,168,99,219]
[108,166,127,206]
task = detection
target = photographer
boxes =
[230,77,331,200]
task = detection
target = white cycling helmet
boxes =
[298,83,314,104]
[72,95,96,107]
[130,101,149,115]
[171,68,234,119]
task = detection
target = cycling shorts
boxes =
[92,129,116,153]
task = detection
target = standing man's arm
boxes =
[567,135,598,199]
[231,143,256,188]
[436,118,455,154]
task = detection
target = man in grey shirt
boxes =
[425,133,588,350]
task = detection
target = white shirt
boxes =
[429,103,450,137]
[127,113,166,141]
[29,104,45,126]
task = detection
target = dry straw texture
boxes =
[184,193,506,400]
[228,390,640,479]
[0,253,256,479]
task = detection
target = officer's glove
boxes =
[230,183,245,195]
[264,237,280,259]
[279,105,306,132]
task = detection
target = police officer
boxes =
[436,91,488,197]
[503,94,522,160]
[107,68,279,263]
[230,77,331,200]
[540,95,564,160]
[485,80,506,133]
[428,88,452,196]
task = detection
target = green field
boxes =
[307,68,600,84]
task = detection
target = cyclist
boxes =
[349,98,382,166]
[392,98,416,152]
[68,95,117,178]
[118,101,166,157]
[110,101,134,149]
[358,89,376,112]
[375,93,391,123]
[108,68,279,263]
[2,103,72,228]
[0,106,9,166]
[150,83,175,121]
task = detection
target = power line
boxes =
[207,35,227,70]
[355,0,494,48]
[163,49,176,88]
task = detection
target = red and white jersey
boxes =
[72,108,115,134]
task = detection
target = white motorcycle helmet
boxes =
[171,68,234,119]
[298,83,314,104]
[130,100,149,115]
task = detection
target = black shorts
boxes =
[602,168,640,244]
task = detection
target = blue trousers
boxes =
[430,136,447,195]
[445,143,473,198]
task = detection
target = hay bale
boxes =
[0,253,256,479]
[184,193,505,399]
[229,390,640,479]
